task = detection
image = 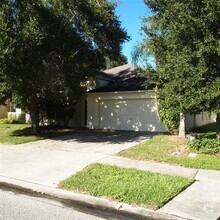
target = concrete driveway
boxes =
[0,130,152,187]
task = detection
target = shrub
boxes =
[189,138,220,155]
[7,113,24,124]
[8,118,23,124]
[159,104,179,132]
[0,118,8,124]
[0,117,23,124]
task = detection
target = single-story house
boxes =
[0,101,28,122]
[70,64,215,132]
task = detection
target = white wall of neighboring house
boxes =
[195,112,216,127]
[186,112,216,130]
[87,91,168,132]
[8,108,26,122]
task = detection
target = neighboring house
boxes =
[0,101,27,122]
[70,64,215,132]
[185,112,216,130]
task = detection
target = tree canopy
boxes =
[135,0,220,138]
[0,0,128,132]
[104,54,128,69]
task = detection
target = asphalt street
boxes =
[0,187,107,220]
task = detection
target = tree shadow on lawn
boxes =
[11,125,76,138]
[11,125,155,144]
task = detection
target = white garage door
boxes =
[99,99,165,131]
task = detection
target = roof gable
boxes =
[89,64,153,93]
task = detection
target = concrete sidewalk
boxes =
[1,133,220,220]
[0,131,151,187]
[1,157,220,220]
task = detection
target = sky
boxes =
[115,0,149,64]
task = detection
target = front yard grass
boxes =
[59,163,194,210]
[0,123,75,144]
[118,134,220,170]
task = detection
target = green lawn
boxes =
[0,123,74,144]
[118,134,220,170]
[59,163,194,210]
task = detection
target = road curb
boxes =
[0,176,188,220]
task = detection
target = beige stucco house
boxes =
[86,64,167,132]
[69,64,215,132]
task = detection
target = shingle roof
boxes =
[88,64,154,93]
[103,64,135,75]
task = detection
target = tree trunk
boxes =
[30,96,39,134]
[217,113,220,139]
[179,112,186,138]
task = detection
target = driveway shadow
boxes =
[50,130,157,144]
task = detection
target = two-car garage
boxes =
[86,64,167,132]
[87,91,167,132]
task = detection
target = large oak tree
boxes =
[0,0,128,133]
[134,0,220,138]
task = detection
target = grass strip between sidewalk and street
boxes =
[59,163,194,210]
[118,135,220,170]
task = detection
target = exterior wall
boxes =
[194,112,216,127]
[68,99,85,127]
[0,101,10,119]
[185,114,195,130]
[87,91,168,132]
[186,112,216,130]
[0,105,8,118]
[8,108,26,122]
